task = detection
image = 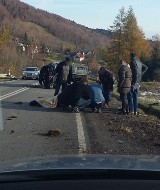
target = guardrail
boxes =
[0,74,16,79]
[0,74,8,78]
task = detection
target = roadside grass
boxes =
[0,78,11,82]
[140,82,160,92]
[113,82,160,119]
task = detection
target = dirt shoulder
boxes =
[82,97,160,155]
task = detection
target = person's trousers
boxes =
[77,98,91,109]
[127,87,138,113]
[103,90,112,104]
[120,93,128,113]
[54,81,68,96]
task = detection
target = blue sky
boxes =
[21,0,160,39]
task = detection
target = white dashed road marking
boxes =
[0,87,29,130]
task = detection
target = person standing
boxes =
[54,57,73,96]
[127,52,148,115]
[117,60,132,114]
[97,67,114,107]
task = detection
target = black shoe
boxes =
[72,107,80,113]
[91,107,96,113]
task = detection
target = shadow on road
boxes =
[1,101,66,113]
[1,100,116,114]
[0,83,43,88]
[0,80,42,88]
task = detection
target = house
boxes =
[73,52,85,62]
[85,51,95,58]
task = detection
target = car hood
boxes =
[0,154,160,173]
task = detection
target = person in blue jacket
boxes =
[89,83,105,113]
[76,82,105,113]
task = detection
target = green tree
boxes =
[150,35,160,80]
[23,32,30,45]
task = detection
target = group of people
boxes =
[52,57,114,113]
[52,52,148,114]
[117,52,148,115]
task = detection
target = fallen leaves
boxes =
[110,126,132,133]
[119,127,132,133]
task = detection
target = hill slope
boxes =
[0,0,110,51]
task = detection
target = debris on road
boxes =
[29,97,57,108]
[119,127,132,133]
[10,130,14,134]
[10,113,17,118]
[46,129,62,137]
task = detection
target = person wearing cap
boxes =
[54,57,73,96]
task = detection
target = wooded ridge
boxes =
[0,0,110,51]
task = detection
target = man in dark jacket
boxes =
[54,57,73,96]
[117,60,132,114]
[39,63,57,89]
[57,78,91,112]
[127,52,148,115]
[97,67,114,107]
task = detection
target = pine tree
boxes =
[108,7,150,72]
[23,32,30,45]
[123,7,150,61]
[150,35,160,80]
[110,7,126,62]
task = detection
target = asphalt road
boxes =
[0,79,81,161]
[0,79,160,162]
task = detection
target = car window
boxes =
[0,0,160,175]
[26,68,38,71]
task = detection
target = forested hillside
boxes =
[0,0,160,81]
[0,0,109,51]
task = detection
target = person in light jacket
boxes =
[117,60,132,114]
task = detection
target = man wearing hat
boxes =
[54,57,73,96]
